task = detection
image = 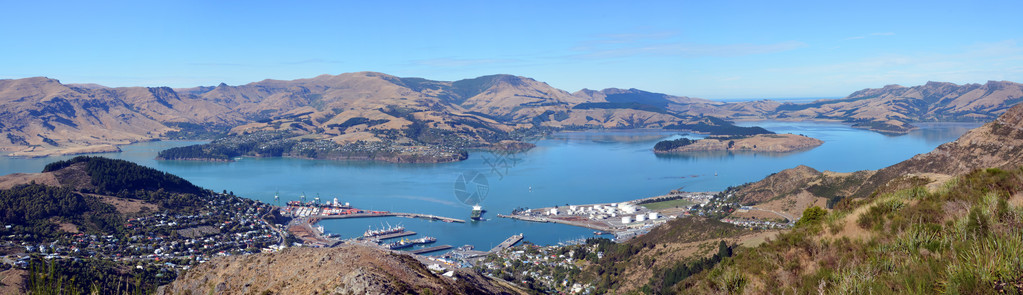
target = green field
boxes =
[640,199,694,211]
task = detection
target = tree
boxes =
[795,206,827,228]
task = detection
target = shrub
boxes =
[795,206,828,228]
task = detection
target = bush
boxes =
[795,206,828,228]
[654,138,696,151]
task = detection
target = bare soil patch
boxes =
[0,172,59,189]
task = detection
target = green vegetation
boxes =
[644,240,734,295]
[572,102,671,114]
[639,198,694,211]
[604,91,671,108]
[794,206,827,228]
[162,122,231,140]
[44,156,206,196]
[156,131,296,160]
[653,137,696,151]
[0,184,121,240]
[2,157,212,241]
[685,167,1023,294]
[26,257,174,295]
[663,116,774,136]
[325,117,389,130]
[2,157,283,294]
[774,95,876,112]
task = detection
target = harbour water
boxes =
[0,121,981,251]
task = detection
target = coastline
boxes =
[5,143,123,158]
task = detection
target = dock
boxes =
[498,214,615,232]
[310,212,465,223]
[490,233,524,252]
[369,231,416,241]
[409,245,452,254]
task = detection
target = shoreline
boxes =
[1,120,978,160]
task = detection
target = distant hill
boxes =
[725,101,1023,212]
[765,81,1023,133]
[1,73,1020,159]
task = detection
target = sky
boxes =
[2,0,1022,99]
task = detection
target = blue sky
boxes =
[2,0,1022,99]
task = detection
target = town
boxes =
[0,193,286,274]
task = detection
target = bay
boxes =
[0,121,980,252]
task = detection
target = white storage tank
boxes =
[648,212,659,220]
[621,216,632,224]
[549,208,559,215]
[635,214,646,222]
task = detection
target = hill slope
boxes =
[765,80,1023,133]
[3,74,1020,159]
[161,245,520,295]
[675,98,1023,293]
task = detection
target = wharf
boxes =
[490,233,524,252]
[368,231,416,241]
[409,245,452,254]
[310,212,465,223]
[498,214,615,232]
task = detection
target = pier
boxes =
[490,233,524,252]
[368,231,416,241]
[308,212,465,223]
[409,245,452,254]
[498,214,615,232]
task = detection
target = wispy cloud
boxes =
[187,62,248,67]
[280,58,343,65]
[844,32,896,40]
[187,58,343,67]
[413,58,519,67]
[575,41,807,59]
[570,30,804,59]
[766,39,1023,86]
[573,31,678,50]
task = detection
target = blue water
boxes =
[0,121,980,252]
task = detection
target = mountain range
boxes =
[1,72,1021,159]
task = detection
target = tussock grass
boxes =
[682,167,1023,294]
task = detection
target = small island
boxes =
[654,133,823,154]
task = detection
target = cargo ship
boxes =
[470,204,486,221]
[385,236,437,250]
[364,223,405,238]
